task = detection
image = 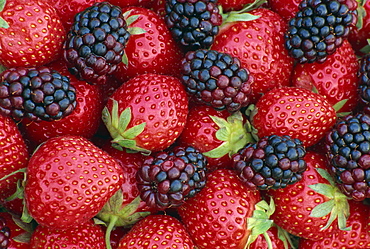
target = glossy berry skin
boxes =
[104,73,188,152]
[212,8,294,104]
[29,219,106,249]
[325,113,370,201]
[117,214,195,249]
[358,53,370,113]
[178,169,261,249]
[0,114,29,216]
[291,39,359,113]
[218,0,258,12]
[298,200,370,249]
[24,135,124,229]
[268,0,301,22]
[0,0,65,68]
[348,0,370,56]
[252,86,337,147]
[113,6,184,83]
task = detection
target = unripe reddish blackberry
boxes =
[285,0,358,63]
[325,113,370,201]
[136,146,207,211]
[181,49,252,112]
[358,54,370,113]
[0,66,76,122]
[0,216,10,249]
[232,135,307,190]
[64,2,130,85]
[165,0,222,51]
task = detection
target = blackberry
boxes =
[358,54,370,113]
[64,2,130,85]
[165,0,222,51]
[0,67,76,122]
[0,216,10,249]
[232,135,307,190]
[136,146,207,210]
[181,49,252,112]
[325,113,370,201]
[285,0,358,63]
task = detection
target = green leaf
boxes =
[310,199,335,218]
[224,13,260,23]
[332,99,348,113]
[122,122,146,139]
[203,141,230,158]
[308,183,336,198]
[215,127,229,141]
[315,168,336,186]
[118,107,131,134]
[128,27,147,35]
[0,16,9,29]
[122,52,128,66]
[209,115,229,131]
[0,0,6,12]
[125,14,140,27]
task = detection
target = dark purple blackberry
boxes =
[232,135,307,190]
[0,67,76,122]
[165,0,222,51]
[0,216,10,249]
[325,113,370,201]
[64,2,130,85]
[358,54,370,113]
[181,49,252,112]
[136,146,207,210]
[285,0,358,63]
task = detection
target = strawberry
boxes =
[0,113,29,216]
[107,0,155,9]
[29,219,106,248]
[211,7,294,103]
[218,0,267,12]
[24,135,124,229]
[0,0,65,68]
[348,0,370,55]
[117,214,195,249]
[177,168,261,249]
[267,151,351,241]
[250,86,337,147]
[267,0,301,22]
[298,200,370,249]
[113,6,184,83]
[102,73,188,153]
[177,103,255,171]
[291,39,360,113]
[0,212,32,249]
[49,0,104,31]
[19,59,105,145]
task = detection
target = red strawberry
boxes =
[113,6,184,83]
[291,39,360,113]
[348,0,370,56]
[29,219,106,248]
[20,59,105,145]
[107,0,155,9]
[0,212,32,249]
[218,0,267,12]
[117,214,195,249]
[24,135,124,229]
[267,151,351,241]
[102,73,188,153]
[267,0,301,22]
[298,200,370,249]
[49,0,104,31]
[251,86,337,147]
[178,168,261,249]
[212,7,294,103]
[0,113,29,216]
[177,104,255,171]
[0,0,65,68]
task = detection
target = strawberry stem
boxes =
[105,215,118,249]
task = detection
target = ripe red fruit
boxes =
[0,212,31,248]
[29,219,106,248]
[251,86,337,147]
[117,214,195,249]
[178,168,261,249]
[24,135,124,229]
[0,0,65,68]
[103,73,188,153]
[267,0,301,22]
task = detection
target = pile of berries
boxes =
[0,0,369,248]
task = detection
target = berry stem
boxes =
[105,215,118,249]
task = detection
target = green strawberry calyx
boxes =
[102,98,151,155]
[95,189,151,249]
[308,168,351,231]
[219,0,267,26]
[246,197,293,249]
[0,0,9,29]
[203,111,255,158]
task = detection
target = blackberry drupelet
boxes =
[0,216,10,249]
[358,54,370,114]
[136,146,207,211]
[165,0,222,51]
[64,2,130,85]
[0,67,76,122]
[232,135,307,190]
[325,113,370,201]
[181,49,252,112]
[285,0,358,63]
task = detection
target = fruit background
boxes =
[0,0,369,248]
